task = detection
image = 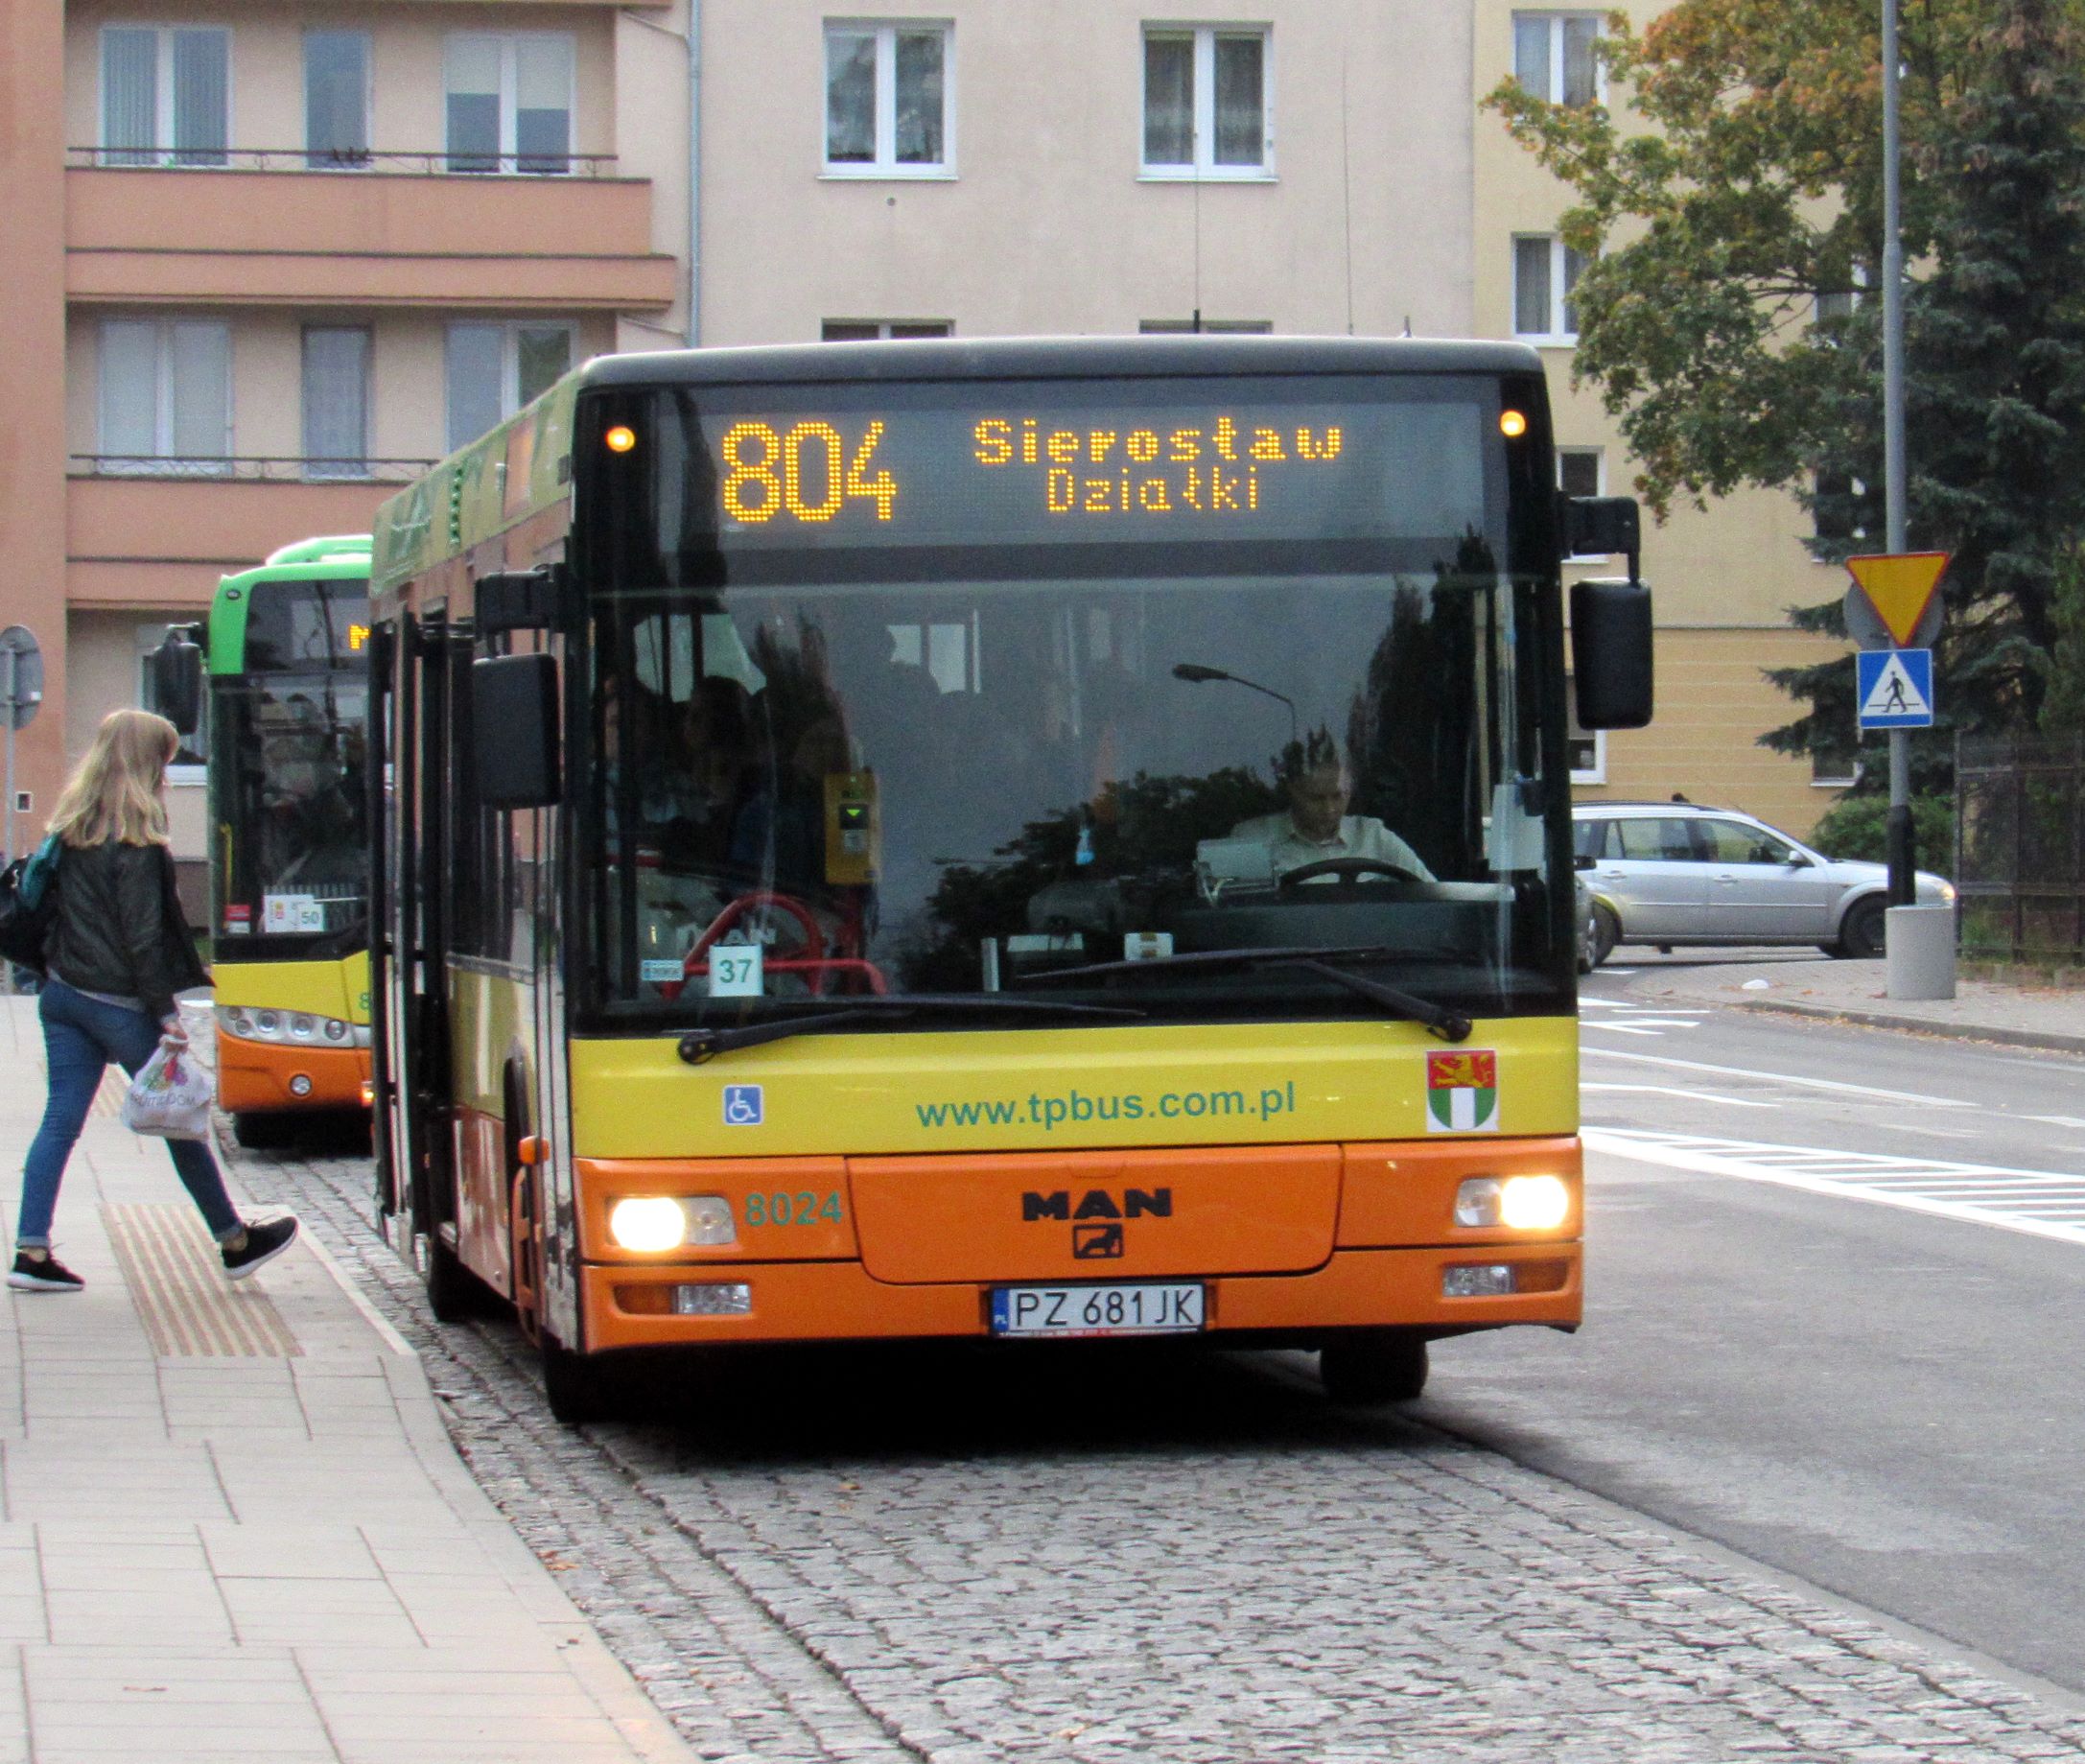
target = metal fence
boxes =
[1955,735,2085,964]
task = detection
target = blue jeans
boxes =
[18,977,242,1249]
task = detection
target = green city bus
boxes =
[159,536,375,1145]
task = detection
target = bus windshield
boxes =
[214,674,368,946]
[577,372,1568,1024]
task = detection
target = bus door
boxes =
[387,608,464,1271]
[366,623,401,1224]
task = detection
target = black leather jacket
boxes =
[42,839,208,1024]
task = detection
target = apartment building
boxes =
[0,0,682,891]
[0,0,1843,893]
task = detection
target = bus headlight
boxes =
[1455,1174,1572,1231]
[608,1195,737,1252]
[218,1008,359,1047]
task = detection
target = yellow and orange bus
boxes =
[367,338,1651,1423]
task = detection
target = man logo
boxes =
[1072,1223,1125,1258]
[1020,1188,1172,1222]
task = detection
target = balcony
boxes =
[67,459,435,606]
[65,158,677,313]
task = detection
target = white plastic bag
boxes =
[121,1042,214,1141]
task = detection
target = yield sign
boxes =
[1846,552,1949,647]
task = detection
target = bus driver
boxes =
[1231,729,1435,884]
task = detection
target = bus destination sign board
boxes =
[677,389,1494,551]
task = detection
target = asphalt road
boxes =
[1417,955,2085,1697]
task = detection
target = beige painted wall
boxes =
[695,1,1474,344]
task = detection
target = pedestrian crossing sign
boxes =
[1856,647,1934,730]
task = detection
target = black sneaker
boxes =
[9,1251,83,1293]
[223,1216,298,1282]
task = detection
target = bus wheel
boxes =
[1320,1331,1429,1405]
[424,1235,478,1324]
[541,1335,612,1426]
[230,1112,289,1150]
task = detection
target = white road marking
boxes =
[1581,1023,1670,1036]
[1587,1127,2085,1249]
[1579,1047,1976,1109]
[1582,1082,1776,1109]
[2029,1116,2085,1130]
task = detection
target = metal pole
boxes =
[1882,0,1914,906]
[3,647,16,871]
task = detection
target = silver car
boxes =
[1573,802,1955,963]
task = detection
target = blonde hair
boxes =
[49,709,178,849]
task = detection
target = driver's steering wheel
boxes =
[1277,857,1425,890]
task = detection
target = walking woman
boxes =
[12,710,296,1292]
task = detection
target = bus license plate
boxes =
[991,1282,1205,1338]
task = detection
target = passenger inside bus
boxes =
[1230,728,1436,884]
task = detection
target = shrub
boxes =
[1807,794,1956,870]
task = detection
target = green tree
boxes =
[1488,0,2085,778]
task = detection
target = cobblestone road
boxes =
[234,1139,2085,1764]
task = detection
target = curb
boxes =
[1724,994,2085,1056]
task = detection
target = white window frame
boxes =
[1511,13,1605,107]
[1140,24,1274,181]
[97,317,232,476]
[97,24,232,168]
[444,320,575,453]
[444,32,576,176]
[1557,446,1609,558]
[1562,676,1606,785]
[136,623,207,781]
[1513,234,1589,343]
[821,20,956,179]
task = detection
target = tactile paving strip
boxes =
[103,1203,301,1357]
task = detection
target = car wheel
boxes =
[1589,904,1620,969]
[1837,897,1887,959]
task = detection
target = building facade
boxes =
[0,0,1846,897]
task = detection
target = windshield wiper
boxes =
[676,994,1146,1063]
[1024,946,1474,1044]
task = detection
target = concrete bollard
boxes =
[1886,904,1956,1000]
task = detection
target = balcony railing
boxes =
[68,146,620,177]
[70,455,439,484]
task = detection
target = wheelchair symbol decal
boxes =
[722,1084,764,1127]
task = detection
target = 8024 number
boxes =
[743,1190,844,1228]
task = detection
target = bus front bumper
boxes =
[217,1035,371,1115]
[579,1243,1580,1353]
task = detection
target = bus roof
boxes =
[212,535,372,675]
[263,534,372,567]
[371,335,1550,597]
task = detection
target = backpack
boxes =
[0,835,60,973]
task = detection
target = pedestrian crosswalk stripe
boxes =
[1586,1128,2085,1249]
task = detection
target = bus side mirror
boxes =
[471,653,562,810]
[145,631,204,736]
[1571,578,1654,731]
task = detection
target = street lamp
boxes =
[1171,663,1300,748]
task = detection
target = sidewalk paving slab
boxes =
[1614,950,2085,1052]
[0,997,692,1764]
